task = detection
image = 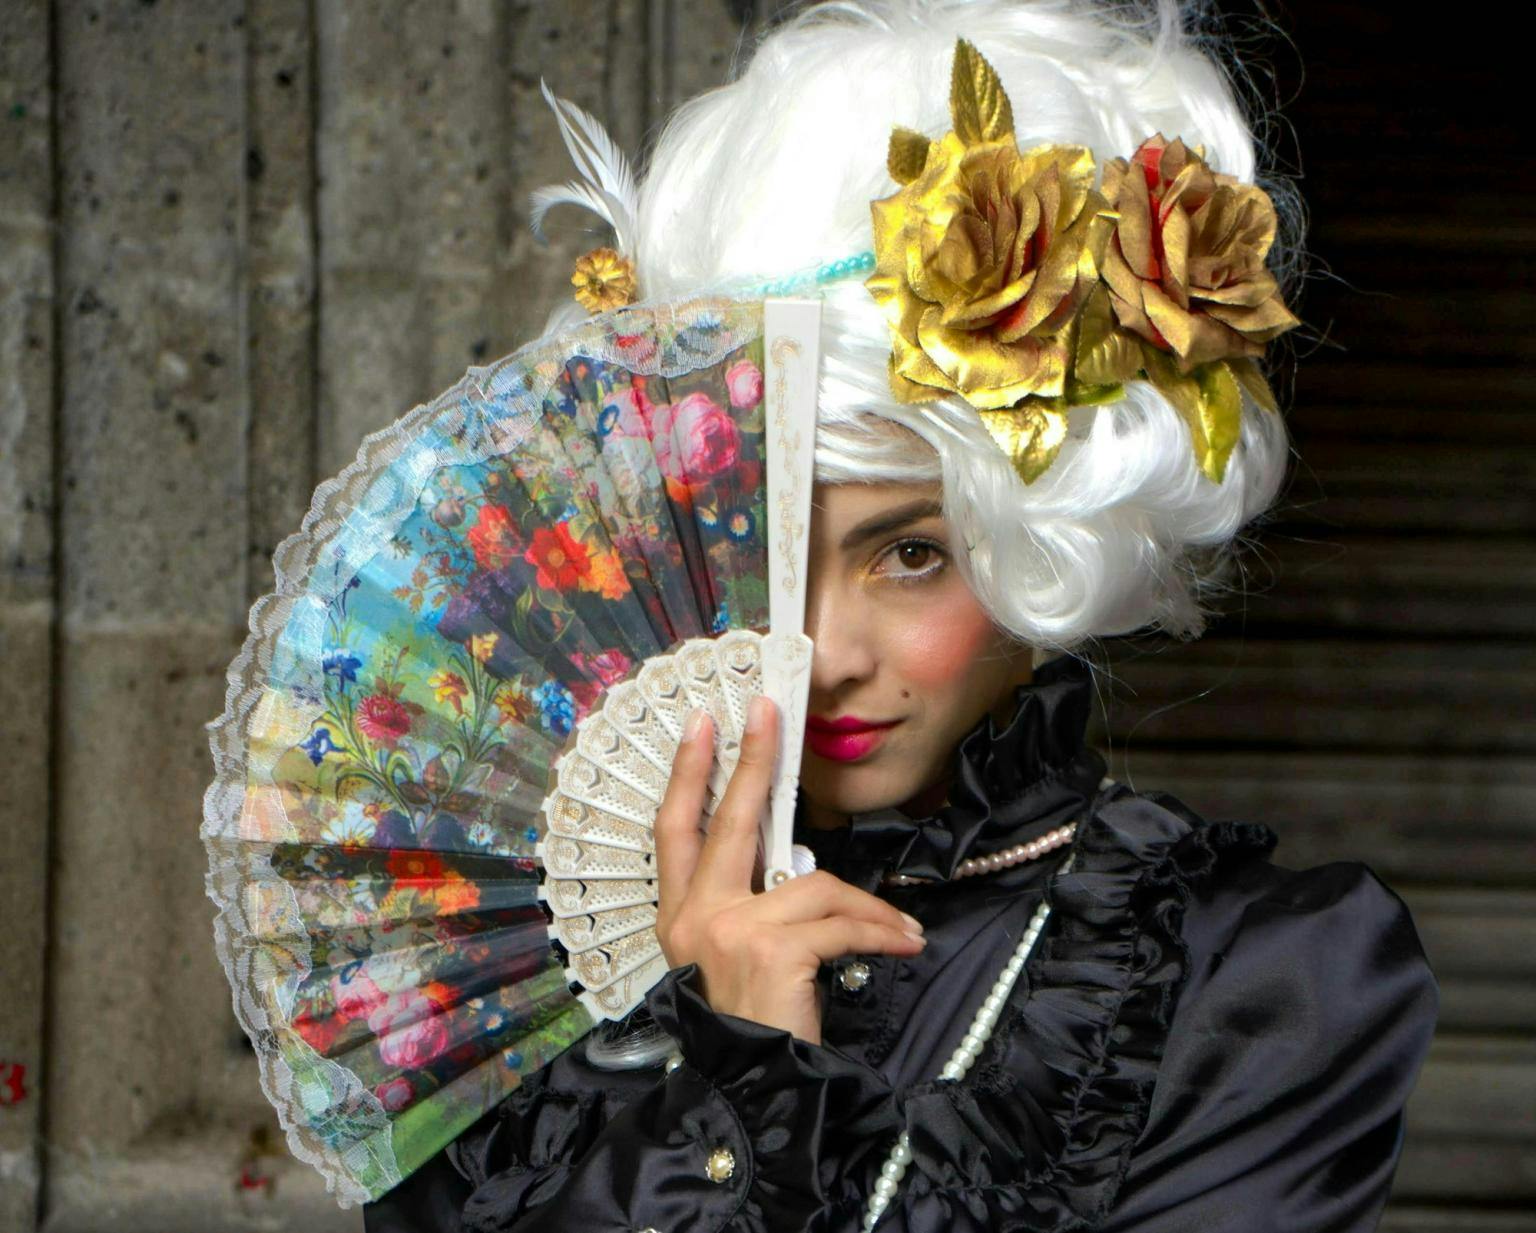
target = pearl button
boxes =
[839,960,872,992]
[705,1145,735,1183]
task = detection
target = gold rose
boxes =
[865,38,1113,484]
[1083,136,1300,484]
[865,44,1300,486]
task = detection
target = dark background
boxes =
[0,1,1529,1228]
[1094,2,1536,1224]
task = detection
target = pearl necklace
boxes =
[861,853,1074,1231]
[881,821,1077,887]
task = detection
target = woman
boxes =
[365,0,1438,1229]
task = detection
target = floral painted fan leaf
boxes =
[203,294,775,1206]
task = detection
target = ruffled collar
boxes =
[793,653,1108,885]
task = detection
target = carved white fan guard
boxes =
[535,298,823,1022]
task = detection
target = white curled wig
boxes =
[535,0,1302,662]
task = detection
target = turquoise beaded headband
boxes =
[569,243,878,314]
[745,249,877,298]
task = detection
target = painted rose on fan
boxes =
[356,692,414,747]
[466,503,524,572]
[331,969,387,1021]
[374,1076,414,1113]
[724,359,763,410]
[567,648,634,713]
[367,987,453,1069]
[571,647,633,687]
[292,1005,346,1057]
[652,391,741,483]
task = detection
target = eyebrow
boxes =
[838,497,944,550]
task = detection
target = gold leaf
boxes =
[978,404,1068,485]
[1064,380,1126,407]
[1143,348,1238,484]
[1074,285,1145,387]
[1227,357,1281,414]
[887,127,932,184]
[949,38,1014,145]
[1195,361,1243,483]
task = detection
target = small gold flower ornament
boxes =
[572,245,638,313]
[865,38,1299,485]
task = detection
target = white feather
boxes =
[530,79,639,255]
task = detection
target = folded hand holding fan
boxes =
[202,287,824,1204]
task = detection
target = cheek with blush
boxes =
[886,585,999,693]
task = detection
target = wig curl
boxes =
[544,0,1301,659]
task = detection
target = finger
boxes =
[694,694,778,893]
[654,708,713,913]
[784,916,928,965]
[760,871,923,934]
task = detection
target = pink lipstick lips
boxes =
[804,713,901,763]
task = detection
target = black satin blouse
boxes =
[364,654,1439,1233]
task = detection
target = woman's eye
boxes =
[878,538,946,581]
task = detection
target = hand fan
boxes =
[202,291,822,1206]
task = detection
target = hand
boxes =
[653,694,927,1045]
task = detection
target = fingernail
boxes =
[747,695,773,734]
[683,707,705,742]
[905,930,927,946]
[900,912,923,933]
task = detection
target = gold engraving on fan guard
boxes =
[769,333,807,598]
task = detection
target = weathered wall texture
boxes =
[0,1,1530,1230]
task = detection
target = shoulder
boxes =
[1105,778,1441,1033]
[1098,778,1435,983]
[1175,815,1438,1016]
[1090,790,1441,1229]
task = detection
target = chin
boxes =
[799,758,927,818]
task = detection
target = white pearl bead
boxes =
[865,855,1074,1222]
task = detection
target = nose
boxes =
[805,570,878,695]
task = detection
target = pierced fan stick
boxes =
[760,298,821,889]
